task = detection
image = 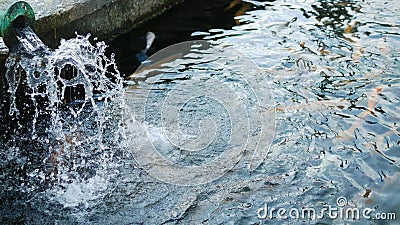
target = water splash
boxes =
[1,27,125,208]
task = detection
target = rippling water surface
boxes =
[1,0,399,224]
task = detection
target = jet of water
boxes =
[2,26,125,191]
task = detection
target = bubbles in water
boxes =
[124,40,276,186]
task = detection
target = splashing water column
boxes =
[0,1,35,49]
[0,1,35,96]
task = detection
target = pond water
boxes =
[1,0,399,224]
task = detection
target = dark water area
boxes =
[107,0,260,76]
[1,0,400,224]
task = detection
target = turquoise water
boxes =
[1,0,399,224]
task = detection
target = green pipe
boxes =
[0,1,35,49]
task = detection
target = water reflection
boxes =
[113,0,399,223]
[1,0,399,223]
[107,0,263,76]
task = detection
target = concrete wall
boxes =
[0,0,183,53]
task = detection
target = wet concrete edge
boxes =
[0,0,183,57]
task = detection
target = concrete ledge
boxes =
[0,0,182,53]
